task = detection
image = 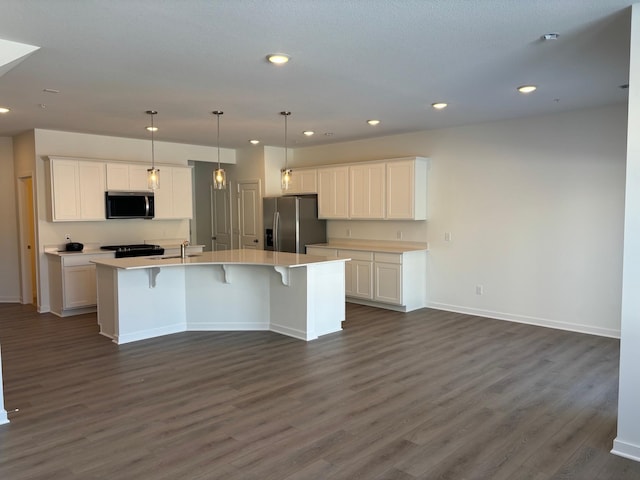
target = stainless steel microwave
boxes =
[105,191,155,219]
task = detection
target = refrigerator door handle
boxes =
[273,211,280,251]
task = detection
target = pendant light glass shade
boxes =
[280,111,292,191]
[212,110,226,190]
[146,110,160,190]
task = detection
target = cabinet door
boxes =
[129,165,151,191]
[317,166,349,219]
[386,158,427,220]
[63,264,97,309]
[171,167,193,219]
[344,261,354,296]
[374,262,402,304]
[350,163,385,219]
[153,169,174,219]
[105,163,130,190]
[78,161,105,220]
[153,167,193,219]
[287,169,317,194]
[353,260,373,299]
[51,160,81,220]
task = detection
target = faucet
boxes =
[180,240,190,259]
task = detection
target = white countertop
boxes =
[307,241,428,254]
[91,249,350,270]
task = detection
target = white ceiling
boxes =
[0,0,633,149]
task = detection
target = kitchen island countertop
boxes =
[91,249,349,270]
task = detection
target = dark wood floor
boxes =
[0,303,638,479]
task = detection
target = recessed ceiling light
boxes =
[0,107,10,114]
[267,53,290,65]
[146,126,158,132]
[367,119,381,126]
[542,33,559,40]
[517,85,537,94]
[432,102,448,110]
[249,139,260,145]
[324,132,334,136]
[303,131,315,136]
[43,88,60,94]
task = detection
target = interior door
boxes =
[212,185,233,250]
[238,180,261,249]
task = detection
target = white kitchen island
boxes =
[92,250,349,345]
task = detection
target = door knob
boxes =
[212,236,217,240]
[253,239,259,243]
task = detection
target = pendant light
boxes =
[280,111,292,190]
[212,110,226,189]
[146,110,160,190]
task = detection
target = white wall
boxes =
[613,3,640,463]
[0,137,20,302]
[294,104,627,337]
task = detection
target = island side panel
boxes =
[96,264,117,340]
[114,267,187,344]
[184,264,271,331]
[269,266,310,340]
[306,261,345,338]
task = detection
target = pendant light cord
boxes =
[281,111,291,169]
[151,113,155,169]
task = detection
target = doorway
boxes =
[212,184,233,250]
[17,174,37,305]
[237,180,262,249]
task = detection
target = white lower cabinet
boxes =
[305,244,427,312]
[63,265,97,309]
[340,250,373,300]
[47,253,112,316]
[374,260,402,304]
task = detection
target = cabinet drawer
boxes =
[306,247,338,257]
[61,253,114,267]
[374,252,402,264]
[339,249,373,261]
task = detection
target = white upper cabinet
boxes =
[50,158,105,221]
[349,162,386,219]
[317,166,349,219]
[286,168,317,194]
[314,156,427,221]
[106,163,150,191]
[154,166,193,219]
[386,157,428,220]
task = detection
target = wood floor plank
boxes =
[0,303,639,479]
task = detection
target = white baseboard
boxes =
[115,324,185,345]
[612,438,640,462]
[0,297,21,303]
[187,322,269,331]
[427,302,620,339]
[270,322,312,341]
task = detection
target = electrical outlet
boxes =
[65,234,71,241]
[444,232,452,242]
[346,228,351,238]
[397,231,403,240]
[476,285,484,295]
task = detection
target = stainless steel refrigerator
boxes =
[263,195,326,253]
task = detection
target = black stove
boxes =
[101,244,165,258]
